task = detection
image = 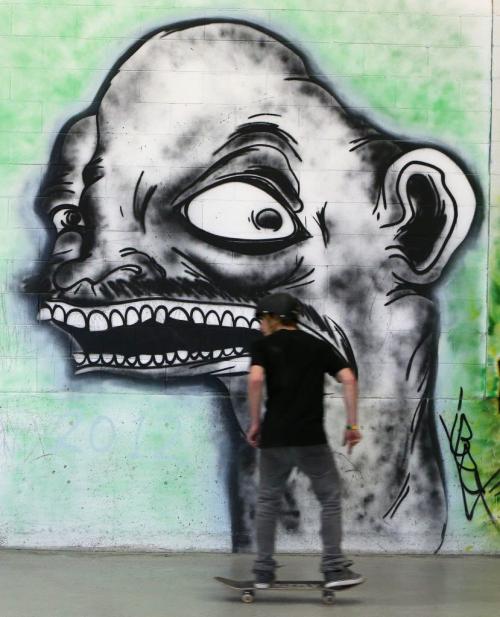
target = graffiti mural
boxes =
[24,18,488,552]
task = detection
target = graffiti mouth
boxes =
[39,298,261,374]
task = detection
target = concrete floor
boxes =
[0,550,498,617]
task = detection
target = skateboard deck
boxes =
[215,576,360,605]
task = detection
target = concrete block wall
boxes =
[0,0,498,554]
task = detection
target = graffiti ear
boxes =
[376,148,476,284]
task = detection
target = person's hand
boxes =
[246,424,261,448]
[343,428,362,454]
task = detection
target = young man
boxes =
[246,292,364,589]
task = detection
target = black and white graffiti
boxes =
[28,19,479,552]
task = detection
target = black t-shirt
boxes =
[250,329,349,448]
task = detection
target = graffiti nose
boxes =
[53,249,166,296]
[53,260,139,294]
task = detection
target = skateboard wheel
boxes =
[322,591,335,605]
[241,591,255,603]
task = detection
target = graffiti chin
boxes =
[29,20,478,551]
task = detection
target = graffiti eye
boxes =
[52,207,84,234]
[183,182,297,241]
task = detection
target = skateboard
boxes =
[215,576,360,605]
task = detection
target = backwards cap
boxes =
[255,293,300,321]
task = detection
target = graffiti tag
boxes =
[440,388,499,527]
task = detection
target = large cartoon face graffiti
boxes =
[30,20,478,550]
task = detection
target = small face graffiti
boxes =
[29,19,478,550]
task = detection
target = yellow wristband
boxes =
[346,424,360,430]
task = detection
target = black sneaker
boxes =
[324,567,364,588]
[254,570,275,589]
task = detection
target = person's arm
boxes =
[247,364,265,448]
[336,367,362,454]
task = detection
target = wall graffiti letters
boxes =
[440,389,499,527]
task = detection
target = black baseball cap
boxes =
[255,293,300,321]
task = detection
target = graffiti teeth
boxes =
[140,306,153,322]
[73,353,86,366]
[206,311,220,326]
[38,307,52,321]
[126,308,140,326]
[70,345,250,369]
[47,299,257,370]
[235,316,249,328]
[169,307,189,322]
[110,310,125,328]
[191,308,204,324]
[53,305,65,322]
[221,312,233,327]
[89,311,108,332]
[67,309,86,328]
[155,307,167,324]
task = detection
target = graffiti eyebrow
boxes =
[247,113,282,119]
[133,170,157,231]
[313,202,330,247]
[213,121,301,162]
[349,135,384,152]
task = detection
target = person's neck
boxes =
[273,324,298,332]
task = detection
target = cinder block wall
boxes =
[0,0,498,554]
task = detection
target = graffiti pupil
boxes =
[255,208,282,231]
[64,211,82,227]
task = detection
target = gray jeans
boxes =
[253,444,352,574]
